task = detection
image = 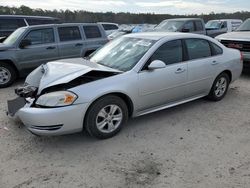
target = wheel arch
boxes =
[222,70,232,83]
[85,92,134,118]
[0,59,19,77]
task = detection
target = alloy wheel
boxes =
[96,104,123,133]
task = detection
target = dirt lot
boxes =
[0,73,250,188]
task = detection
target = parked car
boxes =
[0,15,60,39]
[216,18,250,69]
[0,23,108,88]
[7,32,242,139]
[154,18,230,37]
[98,22,119,36]
[206,19,243,32]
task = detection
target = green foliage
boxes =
[0,5,250,24]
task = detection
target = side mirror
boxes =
[182,28,190,32]
[19,39,31,49]
[148,60,166,70]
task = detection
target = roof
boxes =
[125,32,212,41]
[97,22,118,26]
[0,15,58,20]
[208,19,243,22]
[21,22,102,29]
[165,18,203,21]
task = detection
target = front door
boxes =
[16,28,59,72]
[137,40,188,112]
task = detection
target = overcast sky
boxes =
[1,0,250,14]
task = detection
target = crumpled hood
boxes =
[25,58,121,94]
[0,43,13,51]
[216,31,250,41]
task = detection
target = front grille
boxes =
[221,40,250,52]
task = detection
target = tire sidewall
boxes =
[85,95,128,139]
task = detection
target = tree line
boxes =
[0,5,250,24]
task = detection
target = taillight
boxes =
[240,52,243,61]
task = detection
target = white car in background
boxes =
[98,22,119,36]
[206,19,243,32]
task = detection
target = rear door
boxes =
[57,26,84,59]
[184,38,218,97]
[16,27,59,72]
[137,40,188,111]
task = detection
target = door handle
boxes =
[75,43,83,47]
[211,60,219,65]
[46,46,56,50]
[175,68,186,74]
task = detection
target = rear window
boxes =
[0,18,26,30]
[83,26,102,39]
[210,42,223,56]
[102,24,118,31]
[58,26,81,42]
[185,39,211,60]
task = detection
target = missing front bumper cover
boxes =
[7,97,26,116]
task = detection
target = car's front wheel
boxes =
[0,62,17,88]
[85,95,128,139]
[207,72,230,101]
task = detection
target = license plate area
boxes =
[7,97,26,116]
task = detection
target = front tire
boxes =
[207,73,230,101]
[0,62,17,88]
[85,95,128,139]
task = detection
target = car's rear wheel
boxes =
[0,62,17,88]
[85,95,128,139]
[207,72,230,101]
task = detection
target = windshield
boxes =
[3,27,26,45]
[206,21,221,28]
[90,37,155,71]
[155,20,185,31]
[237,19,250,31]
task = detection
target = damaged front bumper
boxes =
[7,86,90,136]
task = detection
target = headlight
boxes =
[36,91,78,107]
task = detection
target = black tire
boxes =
[0,62,17,88]
[85,95,128,139]
[207,72,230,101]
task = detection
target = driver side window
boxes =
[150,40,183,65]
[24,28,55,45]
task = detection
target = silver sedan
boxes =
[8,32,243,139]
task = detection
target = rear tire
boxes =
[0,62,17,88]
[207,73,230,101]
[85,95,128,139]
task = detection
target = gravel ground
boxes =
[0,73,250,188]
